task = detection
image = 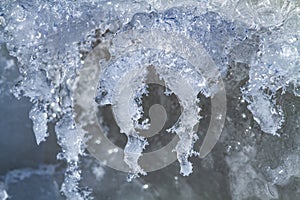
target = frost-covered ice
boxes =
[0,0,299,199]
[29,103,49,145]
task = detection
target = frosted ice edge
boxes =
[0,0,299,199]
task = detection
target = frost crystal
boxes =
[29,103,49,145]
[0,0,299,199]
[55,115,89,199]
[96,48,206,177]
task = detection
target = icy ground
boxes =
[0,0,300,199]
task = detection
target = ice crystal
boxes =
[0,0,299,199]
[0,165,61,200]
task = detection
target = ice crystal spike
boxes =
[95,22,216,176]
[29,103,49,145]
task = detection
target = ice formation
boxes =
[0,0,299,199]
[0,182,8,200]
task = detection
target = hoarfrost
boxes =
[55,115,90,200]
[96,49,206,177]
[241,17,300,135]
[0,0,299,199]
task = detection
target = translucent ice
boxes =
[0,182,8,200]
[29,103,48,145]
[226,150,279,200]
[0,0,299,199]
[96,48,206,177]
[55,115,89,200]
[0,165,61,200]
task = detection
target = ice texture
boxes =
[55,115,89,200]
[0,165,62,200]
[92,9,253,177]
[0,0,110,198]
[226,147,279,200]
[96,48,206,177]
[29,103,49,145]
[0,182,8,200]
[0,44,18,98]
[0,0,299,199]
[241,18,300,135]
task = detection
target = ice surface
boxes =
[96,48,205,177]
[0,165,62,200]
[0,0,299,199]
[55,115,89,200]
[0,182,8,200]
[226,147,279,200]
[29,103,49,145]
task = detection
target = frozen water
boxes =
[96,48,205,177]
[0,165,62,200]
[0,0,299,199]
[226,147,279,200]
[29,103,49,145]
[55,115,90,200]
[0,182,8,200]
